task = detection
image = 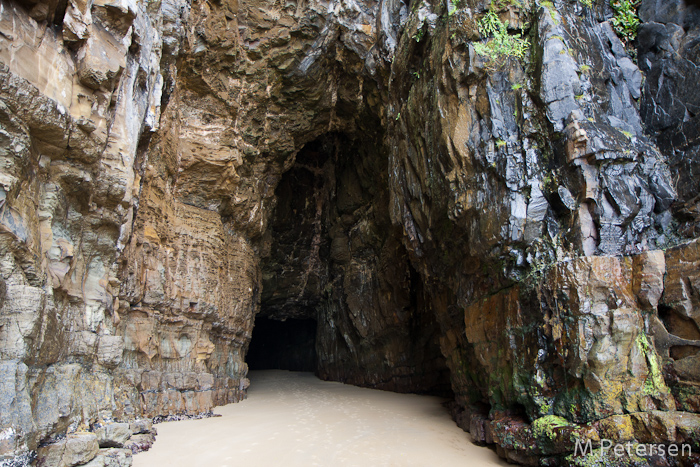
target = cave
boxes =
[247,133,452,396]
[246,317,318,371]
[9,0,700,463]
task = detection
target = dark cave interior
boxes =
[246,317,318,372]
[247,134,452,396]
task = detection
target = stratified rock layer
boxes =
[0,0,699,465]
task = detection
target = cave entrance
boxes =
[246,317,318,371]
[246,132,452,396]
[245,136,332,374]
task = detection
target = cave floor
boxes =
[133,370,507,466]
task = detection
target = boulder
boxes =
[36,433,99,467]
[95,423,131,448]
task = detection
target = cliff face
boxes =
[0,0,699,464]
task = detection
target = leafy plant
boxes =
[579,0,593,7]
[413,27,425,42]
[473,11,530,66]
[610,0,640,45]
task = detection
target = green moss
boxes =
[540,1,558,23]
[565,449,609,467]
[532,415,569,441]
[636,332,667,396]
[491,0,522,10]
[413,28,425,42]
[535,399,553,416]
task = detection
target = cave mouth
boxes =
[246,317,318,372]
[248,132,453,397]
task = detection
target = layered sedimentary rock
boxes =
[0,0,699,464]
[383,0,699,463]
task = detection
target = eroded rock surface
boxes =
[0,0,699,465]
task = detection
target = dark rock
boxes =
[122,435,154,455]
[639,0,700,233]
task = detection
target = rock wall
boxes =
[0,0,170,458]
[0,0,699,464]
[258,134,451,393]
[638,0,700,236]
[382,0,700,464]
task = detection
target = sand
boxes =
[133,370,508,467]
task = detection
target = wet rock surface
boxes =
[0,0,698,464]
[638,0,700,237]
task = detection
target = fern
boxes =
[473,11,530,66]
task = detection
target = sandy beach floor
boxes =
[133,370,508,466]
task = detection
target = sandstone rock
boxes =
[630,411,678,444]
[673,354,700,383]
[36,434,99,467]
[663,239,700,327]
[96,336,124,368]
[0,0,697,463]
[76,25,127,91]
[70,331,98,357]
[127,420,152,436]
[62,0,93,43]
[92,0,137,35]
[632,250,665,310]
[95,423,131,448]
[469,413,489,445]
[80,448,133,467]
[595,415,635,443]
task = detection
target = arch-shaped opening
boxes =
[246,133,452,397]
